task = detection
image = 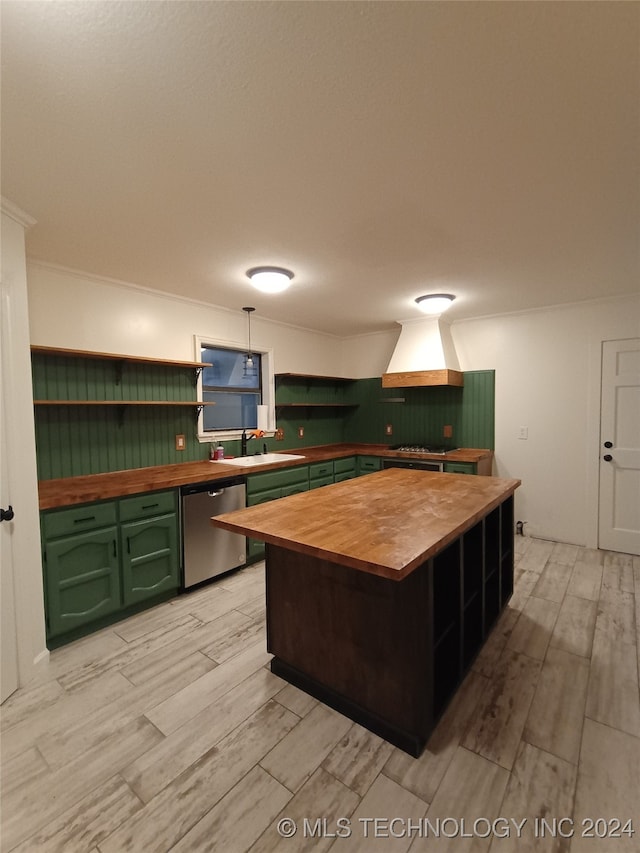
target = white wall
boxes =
[452,295,640,546]
[27,262,345,376]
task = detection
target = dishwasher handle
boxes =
[208,489,225,498]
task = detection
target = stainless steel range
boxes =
[382,444,459,472]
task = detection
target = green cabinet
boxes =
[444,462,477,475]
[42,489,180,643]
[334,455,357,482]
[247,465,310,560]
[357,455,382,476]
[309,460,334,490]
[44,524,121,637]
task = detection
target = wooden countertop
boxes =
[213,468,520,581]
[37,443,494,510]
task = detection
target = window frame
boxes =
[195,334,275,442]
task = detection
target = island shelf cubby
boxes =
[266,491,516,756]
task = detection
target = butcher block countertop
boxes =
[37,443,493,510]
[212,468,520,581]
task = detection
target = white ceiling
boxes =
[2,1,638,337]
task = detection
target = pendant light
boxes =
[242,306,257,376]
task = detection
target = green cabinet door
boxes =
[120,513,179,606]
[357,455,382,475]
[44,527,121,637]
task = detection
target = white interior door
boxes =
[1,281,19,702]
[598,338,640,555]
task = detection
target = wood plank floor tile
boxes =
[602,551,635,593]
[472,607,521,679]
[170,765,291,853]
[384,670,488,803]
[0,669,133,764]
[322,723,393,797]
[202,616,266,664]
[124,668,285,803]
[515,539,555,574]
[550,594,597,659]
[260,703,353,793]
[0,745,48,797]
[1,715,162,850]
[9,774,143,853]
[418,747,510,853]
[550,542,580,566]
[571,718,640,853]
[532,560,572,604]
[566,558,603,602]
[237,592,267,621]
[335,774,428,853]
[595,586,636,647]
[57,614,202,691]
[249,767,360,853]
[491,741,577,853]
[0,678,64,732]
[585,631,640,737]
[523,646,590,765]
[145,640,272,735]
[462,649,542,770]
[36,650,215,771]
[99,700,298,853]
[275,682,319,718]
[506,596,560,661]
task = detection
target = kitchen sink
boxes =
[215,453,306,467]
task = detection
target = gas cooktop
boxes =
[390,444,458,455]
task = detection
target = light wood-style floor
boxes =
[1,538,639,853]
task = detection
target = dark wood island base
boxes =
[265,493,514,757]
[212,469,520,758]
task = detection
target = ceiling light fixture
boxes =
[415,293,456,315]
[247,266,294,294]
[242,306,257,375]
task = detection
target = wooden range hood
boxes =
[381,318,464,388]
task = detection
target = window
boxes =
[200,344,262,432]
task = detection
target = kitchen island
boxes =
[213,468,520,756]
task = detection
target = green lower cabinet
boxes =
[44,526,121,637]
[120,513,179,606]
[357,455,382,476]
[444,462,477,475]
[42,489,180,644]
[246,467,310,561]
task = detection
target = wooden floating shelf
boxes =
[31,345,211,370]
[34,400,215,406]
[275,403,357,408]
[275,373,355,383]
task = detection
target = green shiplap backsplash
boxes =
[33,351,494,479]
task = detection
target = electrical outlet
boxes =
[518,426,529,440]
[275,428,284,441]
[443,424,453,438]
[385,424,393,436]
[175,434,185,451]
[298,426,304,438]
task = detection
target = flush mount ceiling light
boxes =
[247,266,294,294]
[415,293,456,315]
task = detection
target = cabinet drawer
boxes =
[334,456,356,474]
[309,461,334,480]
[444,463,476,475]
[119,489,177,522]
[357,456,381,474]
[281,482,309,498]
[334,471,356,483]
[309,474,334,490]
[247,465,308,495]
[247,486,284,506]
[43,501,117,539]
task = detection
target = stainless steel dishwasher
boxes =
[181,476,247,588]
